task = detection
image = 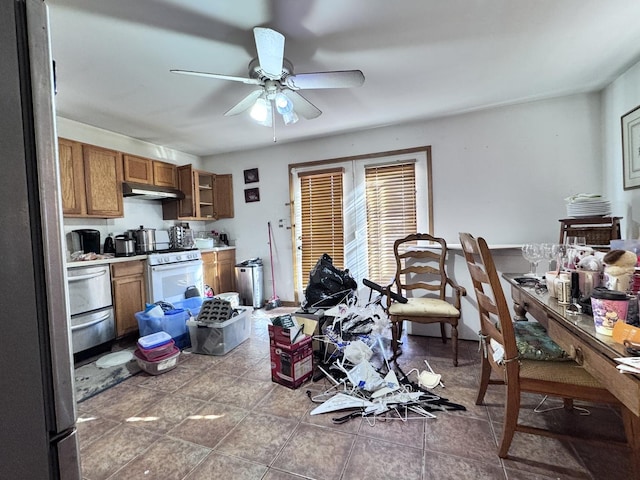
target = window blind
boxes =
[365,163,417,284]
[299,168,345,284]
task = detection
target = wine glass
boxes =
[541,243,560,272]
[522,243,543,277]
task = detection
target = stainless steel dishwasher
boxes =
[67,264,115,353]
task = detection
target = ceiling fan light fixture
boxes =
[250,97,272,126]
[281,110,299,125]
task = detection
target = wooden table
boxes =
[504,273,640,417]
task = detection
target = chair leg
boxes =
[621,406,640,479]
[498,382,520,458]
[451,323,458,367]
[391,319,403,358]
[439,322,447,344]
[476,355,491,405]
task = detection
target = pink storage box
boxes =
[134,346,180,375]
[137,332,175,360]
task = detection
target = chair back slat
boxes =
[393,233,448,300]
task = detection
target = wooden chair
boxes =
[384,233,465,366]
[459,232,639,468]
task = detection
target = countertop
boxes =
[66,245,236,268]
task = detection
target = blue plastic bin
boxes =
[135,297,203,349]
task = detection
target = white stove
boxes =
[146,249,203,303]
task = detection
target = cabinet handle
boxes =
[68,270,107,282]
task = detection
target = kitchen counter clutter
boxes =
[66,246,235,267]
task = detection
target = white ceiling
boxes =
[46,0,640,157]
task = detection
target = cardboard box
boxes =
[268,316,318,349]
[270,335,313,389]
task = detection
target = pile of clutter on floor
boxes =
[269,253,467,424]
[307,297,466,424]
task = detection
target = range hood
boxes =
[122,182,185,200]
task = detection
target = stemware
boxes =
[522,243,543,277]
[541,243,560,272]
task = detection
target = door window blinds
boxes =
[365,162,417,285]
[299,168,345,283]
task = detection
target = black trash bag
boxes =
[304,254,358,308]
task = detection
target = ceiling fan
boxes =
[171,27,365,127]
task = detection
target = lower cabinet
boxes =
[111,260,146,337]
[202,249,236,295]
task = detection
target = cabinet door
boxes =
[216,249,236,293]
[123,155,153,184]
[177,164,196,217]
[214,174,234,219]
[83,145,124,217]
[201,251,216,292]
[153,161,177,188]
[111,261,146,338]
[58,138,86,215]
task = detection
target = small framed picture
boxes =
[622,104,640,190]
[244,187,260,203]
[244,168,259,184]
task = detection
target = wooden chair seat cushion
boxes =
[520,359,603,388]
[513,321,571,362]
[389,297,460,318]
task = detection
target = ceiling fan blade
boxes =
[171,69,261,85]
[284,90,322,119]
[253,27,285,79]
[285,70,365,90]
[224,89,264,116]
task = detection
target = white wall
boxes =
[203,93,603,305]
[602,60,640,238]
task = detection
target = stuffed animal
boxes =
[576,252,604,272]
[603,249,638,291]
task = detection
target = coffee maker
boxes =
[72,229,101,254]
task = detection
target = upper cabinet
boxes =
[163,165,234,221]
[123,154,177,188]
[58,138,86,215]
[153,161,178,188]
[59,138,124,218]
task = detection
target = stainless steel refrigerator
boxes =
[1,0,81,478]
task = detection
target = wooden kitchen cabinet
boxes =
[83,144,124,217]
[111,260,146,337]
[59,138,124,218]
[153,161,178,188]
[123,154,178,188]
[214,174,234,219]
[202,248,236,295]
[58,138,86,215]
[163,164,233,220]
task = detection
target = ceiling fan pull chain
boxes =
[272,105,277,143]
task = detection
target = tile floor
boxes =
[76,311,633,480]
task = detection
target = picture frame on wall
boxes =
[244,187,260,203]
[622,104,640,190]
[244,168,259,184]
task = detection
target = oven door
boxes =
[147,259,204,304]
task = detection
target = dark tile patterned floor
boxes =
[75,311,633,480]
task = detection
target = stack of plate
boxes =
[565,194,611,217]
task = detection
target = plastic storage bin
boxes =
[135,297,204,349]
[187,307,251,355]
[134,346,180,375]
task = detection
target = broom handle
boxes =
[268,221,277,297]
